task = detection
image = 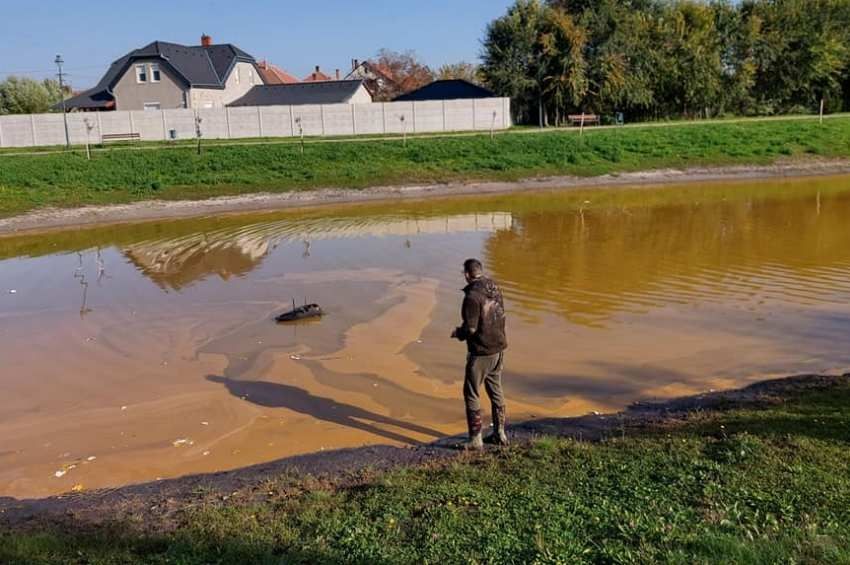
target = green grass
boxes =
[2,116,850,218]
[3,382,850,564]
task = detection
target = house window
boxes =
[143,102,161,111]
[136,64,147,83]
[150,63,161,83]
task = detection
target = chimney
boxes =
[314,65,320,74]
[201,34,212,48]
[335,69,340,80]
[352,58,359,71]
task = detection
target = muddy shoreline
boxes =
[1,373,846,532]
[3,159,850,236]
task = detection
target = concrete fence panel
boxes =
[321,103,356,136]
[353,103,385,135]
[413,101,444,133]
[383,101,415,134]
[161,109,196,140]
[444,100,475,132]
[32,114,69,147]
[130,110,166,141]
[98,112,133,137]
[258,106,293,137]
[290,105,323,137]
[65,114,102,145]
[473,98,506,131]
[0,115,36,147]
[197,108,228,139]
[227,107,261,138]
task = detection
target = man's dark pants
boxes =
[463,351,505,434]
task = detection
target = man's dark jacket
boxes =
[455,276,507,356]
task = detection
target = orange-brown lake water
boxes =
[2,175,850,498]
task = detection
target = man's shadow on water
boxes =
[207,375,445,446]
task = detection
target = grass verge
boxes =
[2,381,849,564]
[2,117,850,218]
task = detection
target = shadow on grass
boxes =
[1,525,343,565]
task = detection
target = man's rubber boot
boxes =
[459,408,484,451]
[484,404,509,446]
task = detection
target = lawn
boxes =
[3,380,849,564]
[1,117,850,218]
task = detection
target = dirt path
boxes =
[1,373,846,532]
[3,158,850,237]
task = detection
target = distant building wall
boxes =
[190,62,263,109]
[112,59,188,111]
[0,97,511,148]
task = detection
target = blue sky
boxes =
[0,0,514,89]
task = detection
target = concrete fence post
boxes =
[30,114,37,146]
[257,106,264,137]
[161,110,168,140]
[411,102,416,134]
[288,105,295,137]
[128,111,135,134]
[320,104,326,136]
[503,98,509,129]
[442,100,447,132]
[472,99,477,130]
[97,112,103,142]
[0,118,5,148]
[225,107,232,138]
[381,102,387,134]
[351,104,356,135]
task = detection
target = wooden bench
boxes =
[101,132,141,144]
[568,114,600,127]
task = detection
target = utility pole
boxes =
[55,54,70,148]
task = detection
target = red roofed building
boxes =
[303,65,333,82]
[256,60,299,84]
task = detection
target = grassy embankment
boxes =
[3,381,849,564]
[2,117,850,217]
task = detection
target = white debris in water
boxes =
[54,464,77,478]
[201,421,209,426]
[416,339,424,344]
[203,451,211,456]
[289,354,302,361]
[87,456,97,462]
[172,438,192,447]
[8,290,16,294]
[121,406,128,411]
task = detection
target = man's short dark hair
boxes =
[464,258,483,277]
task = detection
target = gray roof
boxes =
[61,41,256,110]
[228,80,368,107]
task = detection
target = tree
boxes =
[370,49,435,101]
[436,62,482,84]
[480,0,546,125]
[538,7,589,125]
[0,77,68,115]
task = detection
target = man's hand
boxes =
[451,328,459,339]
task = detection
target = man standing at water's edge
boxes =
[451,258,509,450]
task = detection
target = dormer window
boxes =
[150,63,161,83]
[135,64,147,83]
